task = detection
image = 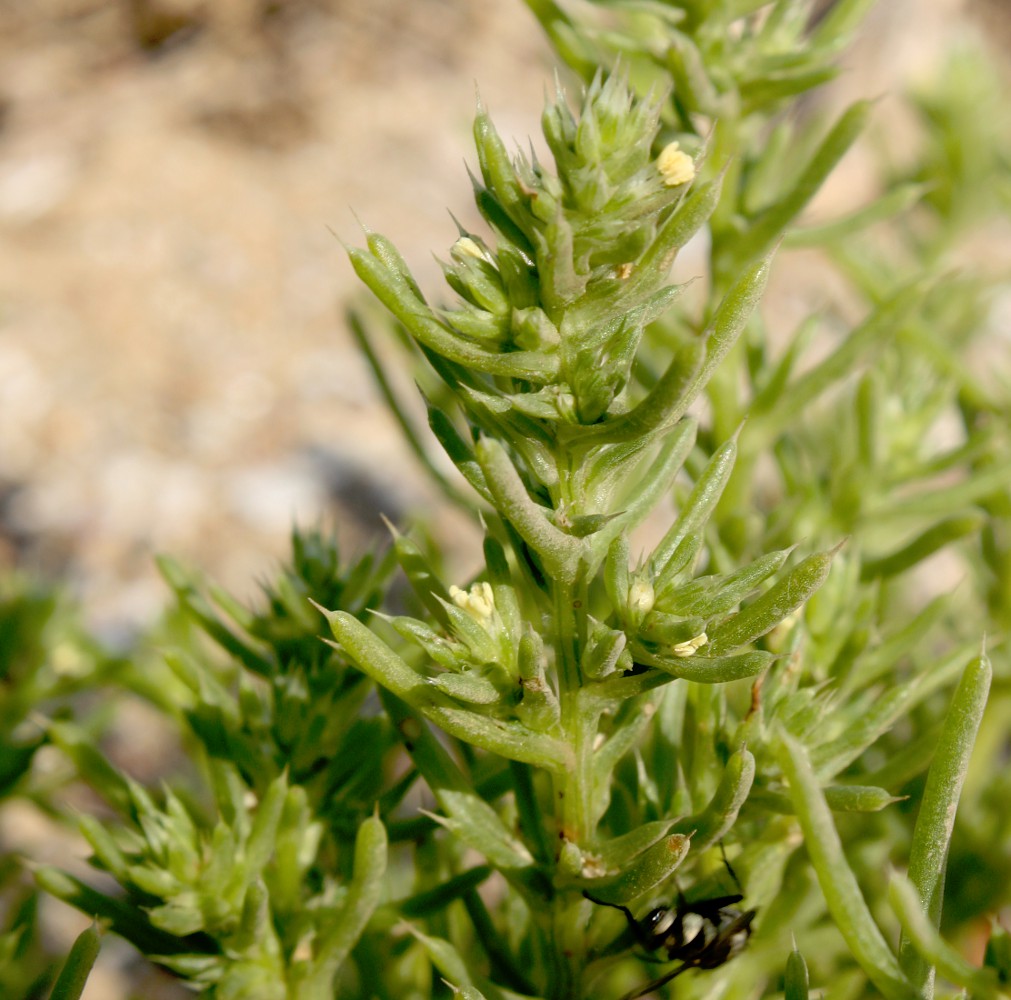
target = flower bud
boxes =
[628,577,655,621]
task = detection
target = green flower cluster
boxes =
[354,74,703,424]
[34,533,395,998]
[331,71,850,999]
[38,768,386,1000]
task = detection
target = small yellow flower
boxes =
[657,142,696,187]
[449,582,495,620]
[672,632,708,658]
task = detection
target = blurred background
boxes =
[0,0,1007,644]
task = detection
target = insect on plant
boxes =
[585,853,757,1000]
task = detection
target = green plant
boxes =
[18,3,1011,999]
[0,577,122,998]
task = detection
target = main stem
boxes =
[548,570,597,999]
[553,575,592,842]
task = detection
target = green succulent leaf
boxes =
[47,923,101,1000]
[777,732,917,1000]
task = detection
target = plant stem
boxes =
[549,566,598,998]
[553,575,592,842]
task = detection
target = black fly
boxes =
[584,867,756,1000]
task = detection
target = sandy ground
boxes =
[0,0,556,643]
[0,1,1007,995]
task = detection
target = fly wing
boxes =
[695,907,757,969]
[687,893,743,918]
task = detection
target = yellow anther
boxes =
[657,142,696,187]
[449,582,496,620]
[672,632,708,658]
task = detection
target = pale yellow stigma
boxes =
[672,632,708,658]
[657,142,696,187]
[449,582,495,620]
